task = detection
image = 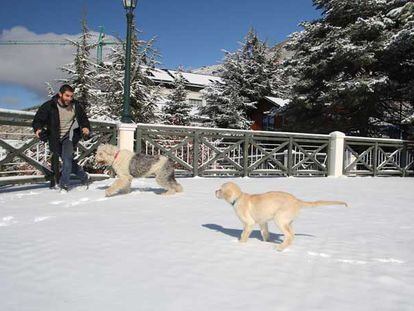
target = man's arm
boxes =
[32,104,48,138]
[77,103,91,136]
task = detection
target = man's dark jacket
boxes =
[32,95,91,153]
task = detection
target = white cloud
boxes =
[0,96,21,105]
[0,26,116,98]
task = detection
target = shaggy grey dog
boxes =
[95,144,183,196]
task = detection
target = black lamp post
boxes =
[121,0,137,123]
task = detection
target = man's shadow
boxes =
[0,183,48,194]
[202,224,314,243]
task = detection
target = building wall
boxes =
[249,100,284,131]
[250,101,274,130]
[158,86,204,102]
[156,84,205,120]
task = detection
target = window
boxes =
[262,115,275,130]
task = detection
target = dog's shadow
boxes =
[96,185,166,195]
[202,224,314,243]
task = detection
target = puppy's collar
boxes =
[114,150,120,160]
[230,195,241,207]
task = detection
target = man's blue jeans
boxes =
[58,138,87,187]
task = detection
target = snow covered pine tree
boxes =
[57,17,99,111]
[161,69,192,125]
[200,28,282,129]
[95,24,161,123]
[283,0,414,136]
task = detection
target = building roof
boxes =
[143,66,222,87]
[146,68,175,83]
[264,96,290,107]
[102,63,222,87]
[168,70,223,87]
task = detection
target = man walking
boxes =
[32,84,91,191]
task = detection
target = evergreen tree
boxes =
[95,25,160,123]
[59,17,98,108]
[200,28,282,129]
[283,0,414,136]
[201,82,252,129]
[161,70,191,125]
[45,82,55,98]
[46,17,162,123]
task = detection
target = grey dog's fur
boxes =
[129,154,181,191]
[95,144,183,196]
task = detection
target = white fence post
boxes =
[328,131,345,177]
[117,123,137,152]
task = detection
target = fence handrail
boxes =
[135,123,331,139]
[345,136,413,144]
[136,124,413,144]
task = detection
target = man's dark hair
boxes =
[59,84,75,94]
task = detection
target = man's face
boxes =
[59,91,74,105]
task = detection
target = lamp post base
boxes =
[117,122,137,152]
[328,131,345,177]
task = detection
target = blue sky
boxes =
[0,0,321,110]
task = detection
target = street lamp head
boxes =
[123,0,137,10]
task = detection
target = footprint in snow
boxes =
[307,251,331,258]
[50,200,65,205]
[15,191,40,198]
[336,259,368,265]
[0,216,17,227]
[33,216,53,223]
[372,258,404,264]
[306,251,404,265]
[95,198,108,202]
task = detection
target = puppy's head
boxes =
[215,182,242,204]
[95,144,119,165]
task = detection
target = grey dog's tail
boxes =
[300,200,348,208]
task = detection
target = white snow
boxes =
[387,6,404,18]
[169,70,223,86]
[141,67,223,86]
[0,177,413,311]
[264,96,290,107]
[145,67,175,83]
[403,112,414,124]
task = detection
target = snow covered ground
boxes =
[0,177,413,311]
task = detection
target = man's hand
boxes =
[35,129,42,139]
[82,128,90,136]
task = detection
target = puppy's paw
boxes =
[105,189,113,197]
[161,190,176,196]
[238,238,248,243]
[174,184,184,193]
[276,244,287,252]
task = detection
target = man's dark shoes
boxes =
[80,174,92,190]
[60,185,69,193]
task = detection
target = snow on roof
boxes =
[99,63,221,87]
[168,70,223,86]
[264,96,290,107]
[146,68,175,83]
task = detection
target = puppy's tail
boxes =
[300,200,348,208]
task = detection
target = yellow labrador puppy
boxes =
[215,182,348,251]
